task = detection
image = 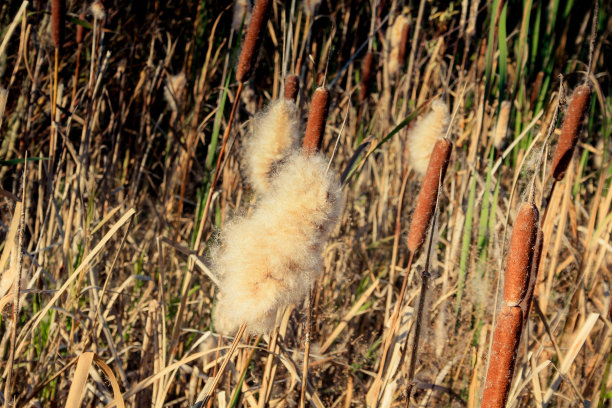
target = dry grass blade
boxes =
[65,352,95,408]
[18,208,136,343]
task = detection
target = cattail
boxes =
[407,99,450,175]
[303,87,330,155]
[481,306,524,408]
[407,138,452,253]
[493,101,511,150]
[359,52,375,103]
[244,99,300,194]
[522,228,543,322]
[482,202,538,408]
[232,0,252,31]
[213,153,342,334]
[388,15,409,75]
[284,74,300,102]
[236,0,271,83]
[551,85,591,181]
[76,12,85,44]
[51,0,65,50]
[503,202,539,305]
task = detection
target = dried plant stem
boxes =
[51,47,59,163]
[258,327,280,407]
[405,206,437,405]
[196,322,246,407]
[300,289,314,408]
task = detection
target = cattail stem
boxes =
[299,289,314,408]
[303,87,330,154]
[196,322,246,407]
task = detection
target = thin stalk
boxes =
[196,322,247,407]
[299,289,314,408]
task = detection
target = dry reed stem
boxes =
[551,85,591,181]
[481,306,523,408]
[236,0,271,83]
[407,138,452,253]
[503,202,539,305]
[359,52,375,102]
[51,0,64,50]
[303,87,330,154]
[284,74,300,102]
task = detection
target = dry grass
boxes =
[0,0,610,407]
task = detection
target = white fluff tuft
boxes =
[90,1,106,20]
[213,152,343,335]
[244,99,300,194]
[407,99,450,175]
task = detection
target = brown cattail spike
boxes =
[52,0,65,50]
[303,87,330,155]
[236,0,272,83]
[551,85,591,181]
[407,138,452,253]
[503,202,539,305]
[481,306,524,408]
[522,228,543,322]
[359,52,375,103]
[284,75,300,102]
[76,12,85,44]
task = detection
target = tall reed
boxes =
[236,0,272,83]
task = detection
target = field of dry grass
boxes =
[0,0,611,407]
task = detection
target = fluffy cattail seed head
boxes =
[236,0,271,83]
[408,99,450,175]
[551,85,591,181]
[407,138,452,253]
[481,306,524,408]
[213,153,342,335]
[359,52,375,103]
[244,99,300,194]
[494,101,511,150]
[503,202,539,305]
[303,87,330,155]
[284,75,300,102]
[90,1,106,21]
[52,0,65,50]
